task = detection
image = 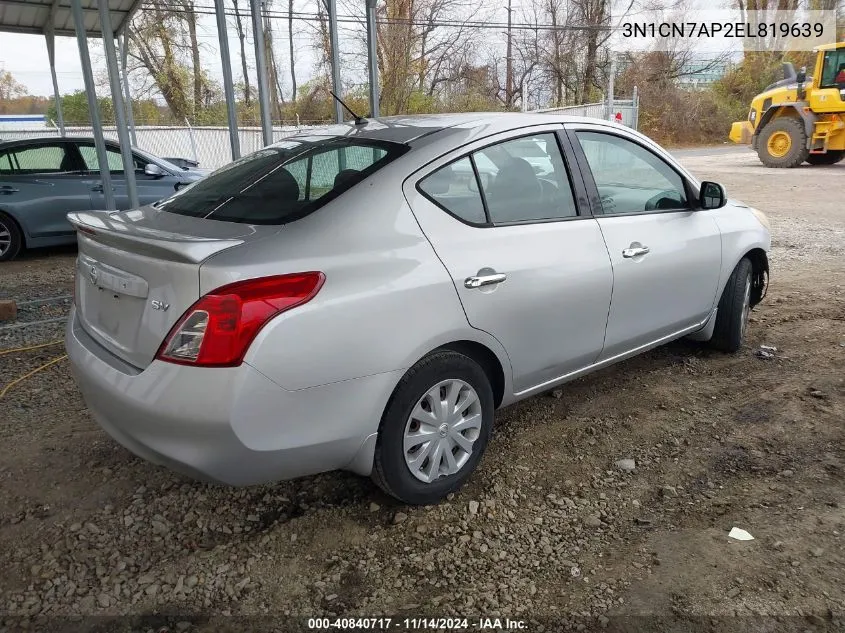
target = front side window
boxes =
[0,144,73,174]
[156,137,405,224]
[575,131,688,215]
[77,144,147,173]
[820,49,845,88]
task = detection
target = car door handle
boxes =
[622,246,650,258]
[0,186,19,194]
[465,273,507,289]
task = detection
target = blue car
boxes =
[0,136,207,261]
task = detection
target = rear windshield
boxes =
[156,136,407,224]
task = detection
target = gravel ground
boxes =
[0,151,843,633]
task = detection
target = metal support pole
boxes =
[250,0,274,146]
[632,85,639,130]
[215,0,241,160]
[326,0,342,123]
[44,30,65,135]
[100,0,139,209]
[365,0,379,117]
[119,34,137,146]
[71,0,114,210]
[606,52,615,121]
[185,117,199,164]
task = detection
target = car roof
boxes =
[0,135,117,149]
[277,112,617,147]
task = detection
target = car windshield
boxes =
[156,136,407,224]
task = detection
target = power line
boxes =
[141,2,613,33]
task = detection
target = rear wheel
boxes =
[0,212,22,262]
[708,258,753,353]
[756,117,809,168]
[373,350,494,505]
[806,150,844,165]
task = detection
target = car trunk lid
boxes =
[68,206,278,369]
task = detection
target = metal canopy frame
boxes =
[0,0,381,212]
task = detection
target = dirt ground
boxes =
[0,147,843,633]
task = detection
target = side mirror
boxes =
[796,67,807,84]
[144,163,165,178]
[782,61,796,82]
[699,181,727,209]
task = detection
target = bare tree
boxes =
[126,0,192,120]
[231,0,253,107]
[172,0,206,115]
[0,70,27,102]
[263,1,286,119]
[289,0,297,101]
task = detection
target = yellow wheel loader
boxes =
[729,42,845,167]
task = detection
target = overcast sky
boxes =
[1,13,337,99]
[1,0,792,100]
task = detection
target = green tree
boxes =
[47,90,115,126]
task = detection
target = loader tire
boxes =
[806,150,844,165]
[756,117,809,168]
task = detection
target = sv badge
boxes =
[151,299,170,311]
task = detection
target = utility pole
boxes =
[505,0,513,108]
[606,51,615,121]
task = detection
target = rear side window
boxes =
[157,138,404,224]
[474,134,576,222]
[418,157,486,224]
[0,144,73,174]
[418,133,578,226]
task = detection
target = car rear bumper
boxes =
[65,306,395,485]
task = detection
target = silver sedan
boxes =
[65,113,770,504]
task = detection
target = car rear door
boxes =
[566,124,722,360]
[74,142,179,209]
[404,127,614,395]
[0,140,92,240]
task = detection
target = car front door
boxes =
[405,128,614,394]
[568,125,722,361]
[75,142,179,209]
[0,141,92,240]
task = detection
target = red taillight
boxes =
[156,272,325,367]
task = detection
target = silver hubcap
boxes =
[403,379,483,484]
[0,221,10,256]
[740,274,752,339]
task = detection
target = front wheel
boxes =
[756,117,809,168]
[708,258,753,353]
[372,350,494,505]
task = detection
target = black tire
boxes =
[372,350,494,505]
[806,150,844,165]
[0,211,23,262]
[709,258,753,353]
[756,117,809,168]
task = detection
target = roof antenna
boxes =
[329,90,367,125]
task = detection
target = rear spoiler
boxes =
[67,211,245,264]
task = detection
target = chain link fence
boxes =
[535,98,640,129]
